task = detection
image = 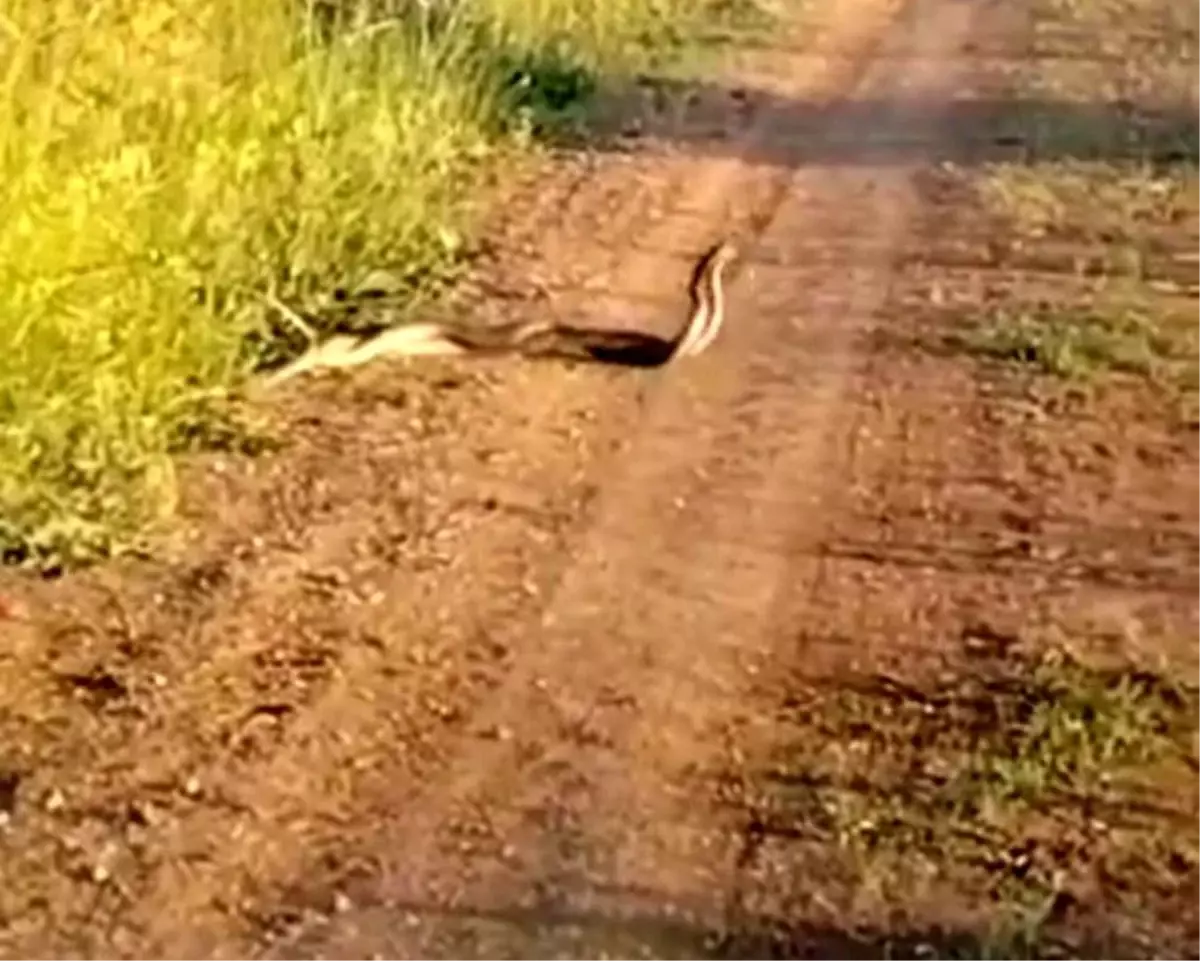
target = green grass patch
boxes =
[981,162,1198,242]
[952,305,1196,383]
[954,652,1191,804]
[1041,0,1197,37]
[743,648,1197,957]
[765,651,1194,838]
[0,0,755,570]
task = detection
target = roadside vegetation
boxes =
[962,0,1198,398]
[0,0,752,571]
[965,156,1198,390]
[742,648,1197,959]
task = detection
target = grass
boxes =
[742,648,1198,957]
[954,304,1196,382]
[981,162,1197,244]
[964,151,1198,389]
[1042,0,1197,39]
[975,175,1198,405]
[0,0,748,571]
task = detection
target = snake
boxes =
[264,241,737,386]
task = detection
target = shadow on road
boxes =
[591,76,1199,171]
[304,892,1082,960]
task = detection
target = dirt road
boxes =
[1,0,1196,956]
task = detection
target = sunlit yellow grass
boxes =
[0,0,714,567]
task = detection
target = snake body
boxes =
[266,241,736,386]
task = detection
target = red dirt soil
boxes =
[0,0,1195,957]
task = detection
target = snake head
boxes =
[690,240,736,294]
[709,240,737,268]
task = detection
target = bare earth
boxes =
[1,0,1196,957]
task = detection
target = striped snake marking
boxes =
[265,241,737,386]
